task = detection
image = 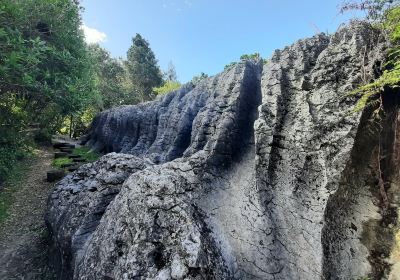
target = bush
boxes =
[153,81,182,95]
[240,53,261,60]
[0,142,32,184]
[224,62,237,70]
[0,154,33,223]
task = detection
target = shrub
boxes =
[224,62,237,70]
[153,80,182,95]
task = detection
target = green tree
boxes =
[0,0,96,126]
[224,62,237,70]
[89,44,127,109]
[0,0,96,180]
[126,34,163,102]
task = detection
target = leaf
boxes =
[7,51,20,67]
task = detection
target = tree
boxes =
[126,34,163,102]
[164,61,178,82]
[0,0,97,180]
[89,45,127,109]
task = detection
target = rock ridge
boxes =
[46,21,399,280]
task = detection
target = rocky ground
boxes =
[0,147,56,280]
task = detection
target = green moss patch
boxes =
[72,147,100,162]
[52,157,73,169]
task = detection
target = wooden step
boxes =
[47,170,65,182]
[54,152,68,159]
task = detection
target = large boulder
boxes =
[47,21,399,280]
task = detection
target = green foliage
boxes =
[387,6,400,40]
[0,0,177,173]
[351,4,400,111]
[0,143,31,183]
[224,62,237,70]
[52,147,99,169]
[0,152,34,223]
[126,34,163,102]
[224,53,267,71]
[0,108,35,182]
[0,0,98,174]
[52,157,72,168]
[0,0,96,116]
[89,44,133,108]
[153,81,182,95]
[191,72,209,84]
[72,147,100,162]
[240,52,261,60]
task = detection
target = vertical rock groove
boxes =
[322,92,400,280]
[254,21,385,279]
[46,21,398,280]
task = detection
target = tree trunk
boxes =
[69,115,73,138]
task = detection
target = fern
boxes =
[353,5,400,111]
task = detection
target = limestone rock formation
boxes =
[46,21,400,280]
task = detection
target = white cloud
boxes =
[81,24,107,44]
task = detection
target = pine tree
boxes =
[126,34,163,102]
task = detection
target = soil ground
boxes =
[0,147,56,280]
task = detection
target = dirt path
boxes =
[0,147,56,280]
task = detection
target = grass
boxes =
[52,146,100,170]
[0,153,35,224]
[72,146,100,162]
[52,157,72,168]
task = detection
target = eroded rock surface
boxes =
[46,22,399,280]
[46,153,151,276]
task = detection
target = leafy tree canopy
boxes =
[0,0,97,181]
[89,44,128,109]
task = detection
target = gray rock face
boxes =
[46,153,151,276]
[46,21,398,280]
[254,22,385,279]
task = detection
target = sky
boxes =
[81,0,364,82]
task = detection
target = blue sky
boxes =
[81,0,363,82]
